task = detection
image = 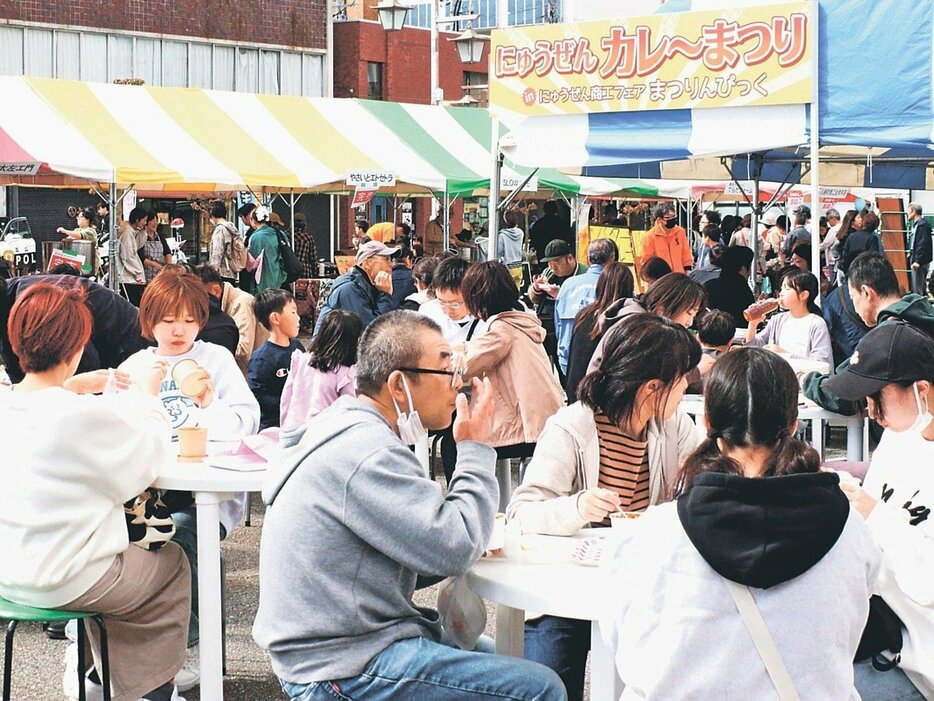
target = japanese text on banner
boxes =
[490,1,813,117]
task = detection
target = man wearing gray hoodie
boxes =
[498,210,526,264]
[253,311,565,701]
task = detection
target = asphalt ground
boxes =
[3,430,853,700]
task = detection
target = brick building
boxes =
[0,1,330,262]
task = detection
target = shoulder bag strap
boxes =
[724,579,802,701]
[837,286,868,329]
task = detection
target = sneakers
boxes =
[62,641,104,701]
[173,645,200,692]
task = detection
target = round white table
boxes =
[680,394,866,460]
[466,532,622,701]
[153,445,266,701]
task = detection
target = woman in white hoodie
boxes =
[507,313,702,701]
[0,282,189,701]
[119,271,259,689]
[822,321,934,700]
[602,347,880,701]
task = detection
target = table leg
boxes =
[591,621,623,700]
[494,604,524,657]
[495,460,512,512]
[194,492,223,701]
[811,417,824,458]
[846,416,864,461]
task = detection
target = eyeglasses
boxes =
[437,299,465,309]
[399,364,465,388]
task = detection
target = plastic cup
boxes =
[488,513,506,551]
[178,427,208,462]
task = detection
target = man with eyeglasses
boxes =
[255,311,565,701]
[314,240,397,335]
[640,203,692,274]
[419,257,487,345]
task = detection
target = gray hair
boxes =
[909,202,923,217]
[825,208,840,220]
[356,311,442,397]
[588,238,619,266]
[794,210,808,225]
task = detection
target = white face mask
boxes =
[906,382,934,434]
[391,374,428,445]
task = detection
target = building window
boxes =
[367,62,383,101]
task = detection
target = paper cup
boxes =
[609,511,642,529]
[178,427,208,462]
[488,513,506,551]
[171,359,198,384]
[178,369,210,398]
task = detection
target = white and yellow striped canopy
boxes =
[0,76,657,199]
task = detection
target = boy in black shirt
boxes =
[249,289,304,430]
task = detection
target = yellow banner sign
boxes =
[490,2,813,117]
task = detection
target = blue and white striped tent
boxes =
[500,0,934,190]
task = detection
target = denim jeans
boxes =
[280,636,567,701]
[911,264,930,296]
[854,660,925,700]
[171,506,227,648]
[524,615,590,701]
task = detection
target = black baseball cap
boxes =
[541,239,573,261]
[823,321,934,399]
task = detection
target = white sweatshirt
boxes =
[0,387,170,607]
[861,425,934,697]
[120,340,260,531]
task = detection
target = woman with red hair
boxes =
[0,282,191,701]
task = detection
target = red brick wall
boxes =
[333,20,486,246]
[334,20,488,103]
[1,0,327,50]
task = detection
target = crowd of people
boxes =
[0,196,931,701]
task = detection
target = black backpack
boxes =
[275,229,303,285]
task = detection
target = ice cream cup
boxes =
[609,511,642,529]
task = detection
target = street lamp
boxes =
[373,0,411,31]
[449,27,489,64]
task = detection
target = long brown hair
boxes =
[676,348,819,494]
[836,209,857,240]
[574,262,635,340]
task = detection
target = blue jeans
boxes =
[854,660,924,700]
[280,636,567,701]
[172,506,227,648]
[524,615,590,701]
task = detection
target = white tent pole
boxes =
[108,182,118,292]
[810,0,821,298]
[289,192,296,247]
[329,195,336,260]
[488,116,501,261]
[443,184,450,250]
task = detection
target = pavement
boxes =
[2,430,854,700]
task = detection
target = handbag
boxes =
[124,489,176,551]
[275,229,303,285]
[855,595,903,671]
[724,578,802,701]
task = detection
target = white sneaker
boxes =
[173,645,200,692]
[62,641,104,701]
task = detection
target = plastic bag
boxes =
[437,576,487,650]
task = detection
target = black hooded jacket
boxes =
[677,471,850,588]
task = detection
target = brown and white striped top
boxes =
[594,412,650,523]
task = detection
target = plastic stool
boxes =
[0,597,111,701]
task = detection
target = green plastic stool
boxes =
[0,597,110,701]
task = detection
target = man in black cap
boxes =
[529,239,587,386]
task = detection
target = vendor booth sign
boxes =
[490,1,813,117]
[346,171,396,188]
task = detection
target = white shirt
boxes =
[862,424,934,697]
[777,313,816,359]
